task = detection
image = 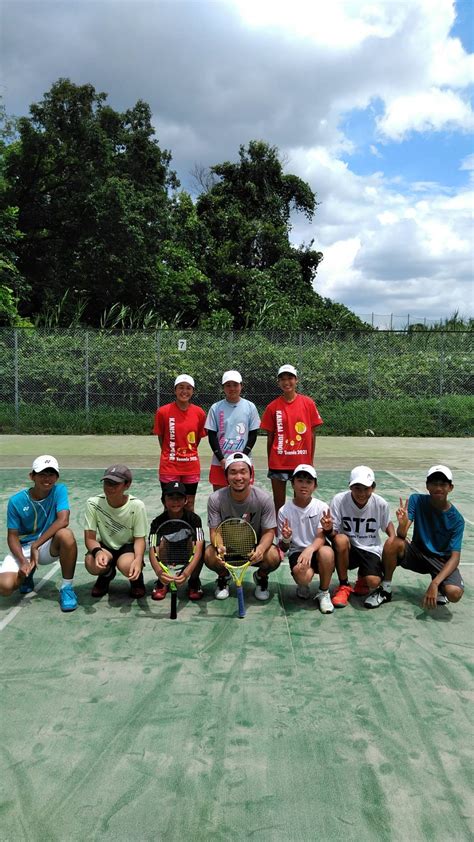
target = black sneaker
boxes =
[364,586,392,609]
[130,572,146,599]
[91,566,116,597]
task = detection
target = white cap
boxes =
[349,465,375,487]
[224,452,252,471]
[292,463,317,479]
[32,455,59,474]
[427,464,453,482]
[278,364,297,377]
[174,374,195,388]
[222,370,242,385]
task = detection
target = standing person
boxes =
[260,364,323,515]
[153,374,207,512]
[204,452,281,601]
[149,481,205,602]
[0,455,78,612]
[365,465,465,610]
[277,464,335,613]
[84,465,148,599]
[205,370,260,490]
[322,466,395,608]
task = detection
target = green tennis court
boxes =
[1,436,472,841]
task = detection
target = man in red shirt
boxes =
[153,375,207,512]
[260,364,323,515]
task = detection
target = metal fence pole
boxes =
[438,331,445,434]
[367,332,373,431]
[14,328,19,431]
[156,329,161,408]
[85,331,90,418]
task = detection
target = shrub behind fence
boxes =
[0,328,472,435]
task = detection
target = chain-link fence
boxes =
[0,328,472,436]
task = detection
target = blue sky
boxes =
[2,0,473,323]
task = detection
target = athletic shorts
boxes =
[267,470,293,482]
[0,538,57,574]
[347,546,384,578]
[86,543,136,567]
[160,476,200,496]
[398,542,464,589]
[289,550,319,572]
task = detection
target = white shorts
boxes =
[0,539,57,574]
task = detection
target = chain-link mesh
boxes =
[0,328,472,435]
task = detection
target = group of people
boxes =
[0,365,465,614]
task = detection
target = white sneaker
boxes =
[253,570,270,601]
[296,584,311,599]
[315,590,334,614]
[215,575,230,600]
[436,594,448,605]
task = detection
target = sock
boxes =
[318,588,329,594]
[382,580,392,592]
[339,578,349,586]
[61,578,73,589]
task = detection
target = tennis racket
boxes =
[214,518,257,618]
[150,519,196,619]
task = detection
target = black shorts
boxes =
[398,542,464,589]
[160,480,198,496]
[99,543,135,565]
[289,551,319,573]
[348,546,384,578]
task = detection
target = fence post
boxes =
[156,329,161,408]
[14,328,19,431]
[367,332,373,431]
[85,331,89,419]
[299,330,303,385]
[438,331,445,434]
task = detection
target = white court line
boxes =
[0,563,60,632]
[384,469,474,527]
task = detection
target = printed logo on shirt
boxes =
[276,410,284,454]
[169,416,176,461]
[342,517,377,535]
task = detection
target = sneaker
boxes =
[315,590,334,614]
[364,586,392,609]
[91,567,116,597]
[20,571,35,594]
[332,583,353,608]
[188,580,204,601]
[130,573,146,599]
[436,594,448,606]
[353,577,370,596]
[296,584,311,600]
[253,570,270,601]
[151,580,168,601]
[215,575,230,600]
[59,584,78,612]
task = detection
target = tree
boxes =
[4,79,179,323]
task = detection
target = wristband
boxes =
[90,546,103,558]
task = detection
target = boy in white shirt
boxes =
[322,466,395,608]
[277,464,335,613]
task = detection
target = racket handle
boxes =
[170,589,178,620]
[236,585,246,619]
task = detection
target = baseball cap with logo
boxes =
[349,466,375,487]
[224,452,252,471]
[174,374,195,388]
[162,481,187,497]
[426,464,453,482]
[222,370,242,385]
[32,455,59,474]
[102,465,132,484]
[278,364,297,377]
[292,463,317,480]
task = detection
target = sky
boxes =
[1,0,473,325]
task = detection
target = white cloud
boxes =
[377,88,474,140]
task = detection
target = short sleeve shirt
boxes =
[7,483,70,544]
[207,486,276,538]
[330,491,390,558]
[260,394,323,470]
[154,402,207,477]
[277,497,329,554]
[408,493,464,558]
[205,398,260,466]
[84,494,148,550]
[149,509,204,544]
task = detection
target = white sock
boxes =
[61,578,73,589]
[318,588,329,594]
[382,580,392,592]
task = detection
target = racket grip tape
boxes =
[170,589,178,620]
[237,586,246,619]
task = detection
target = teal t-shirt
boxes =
[408,493,464,557]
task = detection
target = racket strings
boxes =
[219,523,256,565]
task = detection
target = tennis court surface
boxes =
[1,436,472,841]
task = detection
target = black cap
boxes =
[162,481,187,497]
